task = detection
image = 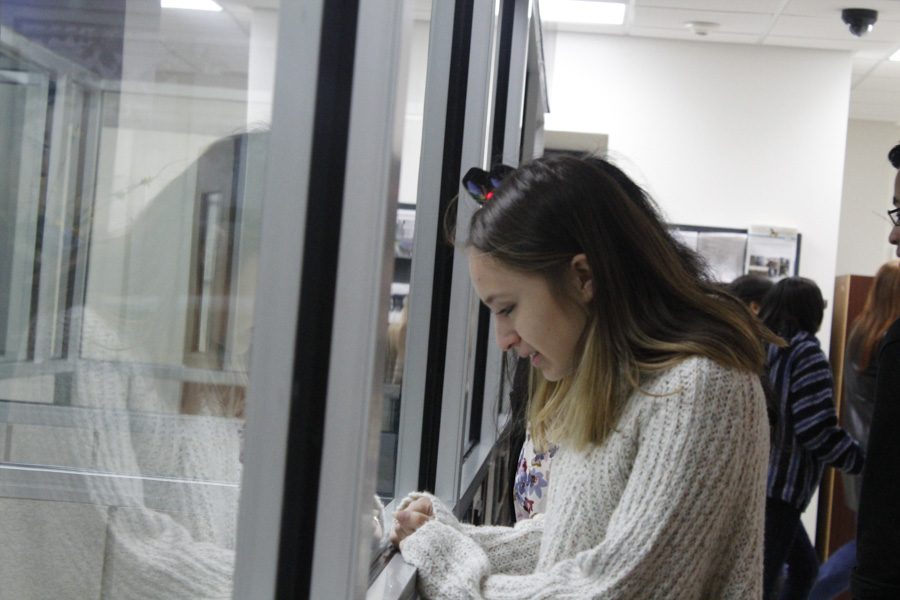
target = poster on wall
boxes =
[672,229,699,251]
[745,225,799,282]
[671,226,748,284]
[697,232,747,284]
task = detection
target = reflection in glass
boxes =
[0,1,277,596]
[376,4,432,510]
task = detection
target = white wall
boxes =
[543,32,854,350]
[836,119,900,277]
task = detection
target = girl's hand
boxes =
[389,496,434,546]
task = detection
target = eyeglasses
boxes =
[889,206,900,226]
[461,164,515,204]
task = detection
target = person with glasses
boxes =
[852,144,900,599]
[808,261,900,600]
[390,154,779,599]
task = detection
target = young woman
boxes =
[758,277,865,600]
[391,154,777,599]
[841,262,900,512]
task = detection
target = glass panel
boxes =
[0,68,48,362]
[377,0,432,505]
[0,1,279,597]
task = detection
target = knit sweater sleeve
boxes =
[788,344,865,474]
[396,492,544,577]
[400,360,768,599]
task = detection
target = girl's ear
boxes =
[570,253,593,303]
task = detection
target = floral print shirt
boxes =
[514,429,558,521]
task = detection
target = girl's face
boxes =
[468,252,592,382]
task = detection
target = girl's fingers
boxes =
[407,497,433,516]
[390,506,433,546]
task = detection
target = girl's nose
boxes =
[495,321,520,352]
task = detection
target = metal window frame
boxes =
[234,0,416,597]
[455,0,532,511]
[434,0,499,506]
[308,0,414,595]
[231,0,326,597]
[0,26,102,366]
[393,0,460,498]
[236,0,537,595]
[433,0,521,507]
[0,67,49,362]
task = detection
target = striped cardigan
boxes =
[766,331,865,510]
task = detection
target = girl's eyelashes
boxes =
[497,305,515,316]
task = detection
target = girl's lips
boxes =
[530,352,542,367]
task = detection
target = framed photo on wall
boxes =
[745,225,800,282]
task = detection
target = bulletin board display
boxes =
[670,224,800,284]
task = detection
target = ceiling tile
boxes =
[851,88,900,105]
[633,6,773,35]
[769,14,900,44]
[628,27,760,44]
[784,0,900,21]
[764,36,858,51]
[852,57,881,73]
[637,0,783,13]
[543,21,629,35]
[870,59,900,78]
[848,102,900,123]
[855,74,900,92]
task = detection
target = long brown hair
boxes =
[467,154,779,450]
[848,261,900,371]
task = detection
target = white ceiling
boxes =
[542,0,900,123]
[22,0,895,123]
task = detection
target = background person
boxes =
[729,273,775,315]
[809,260,900,600]
[851,143,900,599]
[758,277,865,600]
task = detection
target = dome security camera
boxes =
[841,8,878,37]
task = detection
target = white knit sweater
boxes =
[399,356,769,599]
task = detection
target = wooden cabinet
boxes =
[816,274,873,576]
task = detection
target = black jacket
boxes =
[852,318,900,599]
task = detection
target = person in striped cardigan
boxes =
[759,277,865,600]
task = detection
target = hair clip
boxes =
[461,164,515,205]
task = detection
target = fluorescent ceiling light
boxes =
[161,0,223,11]
[542,1,626,26]
[891,48,900,62]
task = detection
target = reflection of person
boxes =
[391,155,777,598]
[852,144,900,599]
[758,277,864,600]
[808,261,900,600]
[9,306,240,598]
[385,296,408,384]
[729,274,774,315]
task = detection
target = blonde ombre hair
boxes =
[467,155,779,450]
